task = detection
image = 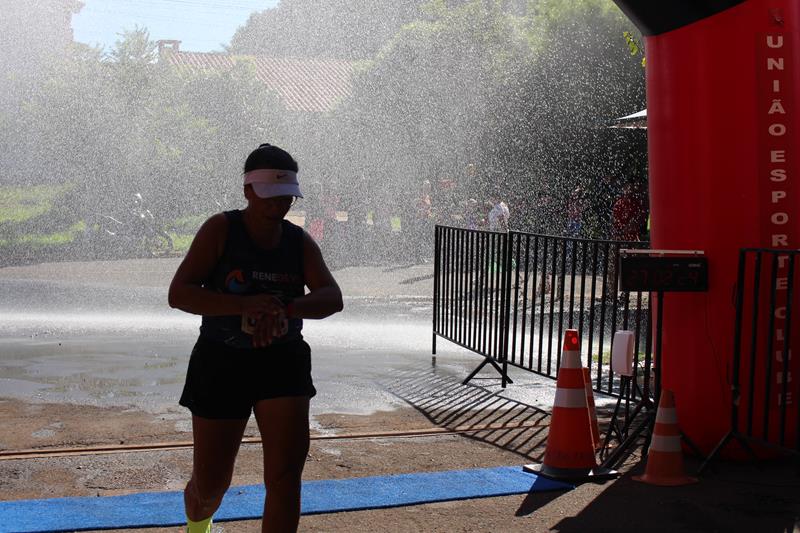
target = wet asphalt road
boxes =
[0,259,564,418]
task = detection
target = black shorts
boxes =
[179,336,316,420]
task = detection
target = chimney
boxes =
[156,40,181,60]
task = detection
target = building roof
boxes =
[609,109,647,129]
[162,47,355,113]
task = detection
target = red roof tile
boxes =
[164,51,355,113]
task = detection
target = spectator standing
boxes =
[586,174,617,239]
[531,192,555,234]
[611,182,648,241]
[565,187,586,237]
[488,194,510,232]
[409,180,433,261]
[606,181,648,305]
[465,198,482,230]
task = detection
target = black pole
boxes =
[501,232,513,388]
[432,226,440,365]
[655,290,664,409]
[731,249,747,435]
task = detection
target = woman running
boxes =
[168,143,343,533]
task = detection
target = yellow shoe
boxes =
[186,515,212,533]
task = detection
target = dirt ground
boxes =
[1,257,798,532]
[2,393,800,533]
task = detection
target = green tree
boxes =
[0,0,85,185]
[10,27,287,226]
[229,0,422,60]
[166,57,287,214]
[0,0,82,83]
[320,1,536,210]
[489,0,647,234]
[316,0,645,234]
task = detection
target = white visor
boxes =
[243,169,303,199]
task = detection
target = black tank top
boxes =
[200,210,305,348]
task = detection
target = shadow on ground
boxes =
[378,368,577,515]
[380,368,550,462]
[552,458,800,533]
[379,368,800,531]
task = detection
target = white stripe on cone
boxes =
[655,407,678,425]
[649,434,682,453]
[554,387,588,409]
[560,350,582,369]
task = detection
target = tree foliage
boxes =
[1,0,646,253]
[2,26,286,227]
[0,0,82,80]
[313,0,646,234]
[229,0,421,60]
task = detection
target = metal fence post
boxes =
[432,225,440,366]
[501,231,513,388]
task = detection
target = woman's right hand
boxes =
[251,306,289,347]
[240,294,288,347]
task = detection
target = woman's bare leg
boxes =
[253,396,310,533]
[184,415,249,521]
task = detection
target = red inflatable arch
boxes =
[612,0,799,452]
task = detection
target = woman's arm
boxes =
[286,231,343,319]
[168,214,281,318]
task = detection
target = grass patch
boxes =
[0,184,73,224]
[168,214,207,253]
[0,221,85,248]
[0,187,220,259]
[171,214,207,234]
[169,232,194,253]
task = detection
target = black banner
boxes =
[612,0,746,36]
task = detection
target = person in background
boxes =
[305,195,325,243]
[532,192,554,234]
[606,180,648,305]
[417,179,433,220]
[465,198,482,230]
[611,181,648,242]
[586,174,617,239]
[488,193,510,232]
[168,143,343,533]
[410,179,433,261]
[565,186,586,237]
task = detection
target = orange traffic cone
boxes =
[583,367,602,450]
[634,389,698,486]
[524,329,617,481]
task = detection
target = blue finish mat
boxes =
[0,466,571,533]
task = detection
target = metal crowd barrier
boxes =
[702,248,799,470]
[432,226,513,386]
[432,225,652,400]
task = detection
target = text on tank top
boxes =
[200,210,305,348]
